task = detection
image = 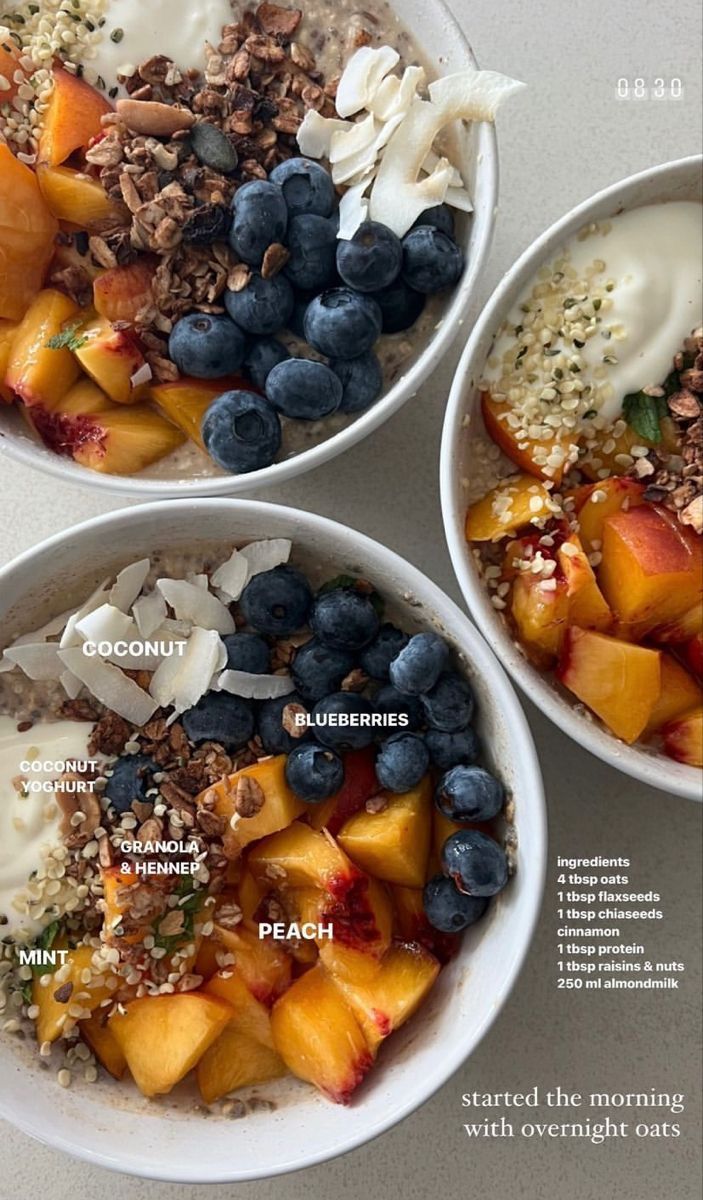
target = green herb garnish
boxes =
[622,389,668,445]
[46,319,88,352]
[31,920,61,977]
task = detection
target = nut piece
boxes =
[234,774,265,818]
[116,99,196,137]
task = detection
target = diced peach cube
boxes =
[337,776,432,888]
[558,534,612,632]
[74,316,149,405]
[482,392,575,484]
[38,67,113,167]
[465,474,552,542]
[247,823,363,898]
[573,477,645,555]
[5,288,80,407]
[200,755,306,856]
[557,626,661,744]
[328,941,440,1053]
[0,145,58,321]
[511,571,570,666]
[645,655,702,735]
[662,708,703,767]
[93,259,157,324]
[80,1013,127,1079]
[37,164,118,226]
[108,993,232,1098]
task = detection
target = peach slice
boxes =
[466,474,552,542]
[390,884,456,963]
[58,377,116,416]
[4,288,80,407]
[318,877,393,983]
[36,164,118,226]
[237,864,267,922]
[307,746,380,836]
[557,626,661,744]
[599,504,703,640]
[662,708,703,768]
[0,144,59,321]
[511,571,570,666]
[271,965,372,1104]
[572,477,646,555]
[74,316,149,405]
[108,993,232,1098]
[557,535,612,632]
[204,969,276,1046]
[199,755,306,855]
[197,1025,287,1104]
[337,776,432,888]
[94,259,157,324]
[644,655,702,735]
[683,633,703,683]
[0,319,19,402]
[80,1013,127,1079]
[650,606,703,645]
[248,823,364,898]
[195,923,292,1005]
[30,404,185,474]
[38,67,113,167]
[32,943,117,1045]
[328,941,440,1053]
[482,391,575,484]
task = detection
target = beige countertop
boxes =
[0,1,701,1196]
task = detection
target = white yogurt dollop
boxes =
[0,716,96,941]
[92,0,234,86]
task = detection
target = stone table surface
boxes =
[0,1,701,1197]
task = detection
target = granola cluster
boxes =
[634,327,703,534]
[51,3,339,374]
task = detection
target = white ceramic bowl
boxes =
[440,156,703,802]
[0,0,498,499]
[0,499,545,1182]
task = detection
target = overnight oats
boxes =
[463,201,703,766]
[0,2,522,481]
[0,540,513,1108]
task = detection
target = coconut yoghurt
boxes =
[0,717,96,941]
[91,0,234,85]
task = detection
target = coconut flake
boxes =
[156,578,235,634]
[238,539,292,577]
[444,185,474,212]
[336,46,400,118]
[74,603,134,647]
[427,68,526,123]
[60,669,83,700]
[59,579,112,650]
[172,628,227,713]
[188,573,210,590]
[1,607,75,666]
[130,362,153,389]
[337,177,372,239]
[297,109,351,158]
[132,591,168,638]
[422,147,464,188]
[218,670,295,700]
[149,650,185,710]
[211,549,250,602]
[370,64,425,121]
[58,647,158,725]
[2,642,63,681]
[109,558,151,612]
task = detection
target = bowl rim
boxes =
[0,496,547,1181]
[0,0,499,500]
[440,154,703,803]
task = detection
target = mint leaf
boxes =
[622,390,662,444]
[31,920,61,977]
[46,320,88,352]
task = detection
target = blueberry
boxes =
[359,623,409,679]
[373,684,423,731]
[240,564,313,636]
[373,279,426,334]
[412,204,455,237]
[229,179,287,265]
[375,731,430,793]
[225,272,294,336]
[423,874,488,933]
[182,691,255,750]
[389,632,448,696]
[435,765,504,823]
[330,352,383,413]
[288,294,312,338]
[222,632,271,673]
[258,690,308,754]
[312,692,376,751]
[202,390,281,473]
[265,358,342,420]
[304,288,382,358]
[269,157,336,218]
[424,728,479,770]
[285,214,338,291]
[311,587,380,650]
[420,671,475,731]
[244,338,290,389]
[104,755,158,814]
[168,313,247,378]
[336,220,403,293]
[285,740,344,802]
[292,637,355,702]
[441,830,509,897]
[401,226,464,294]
